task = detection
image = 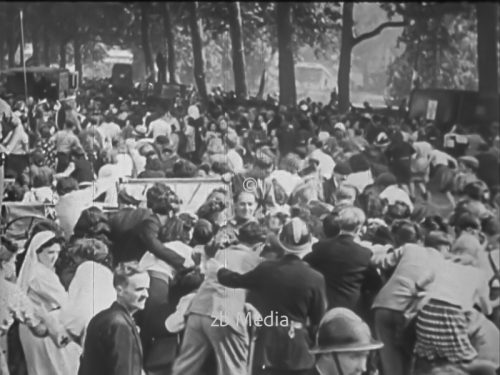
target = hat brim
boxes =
[310,339,383,354]
[268,233,311,255]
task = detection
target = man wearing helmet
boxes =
[310,308,383,375]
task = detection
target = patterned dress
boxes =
[35,138,57,170]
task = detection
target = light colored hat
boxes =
[458,156,479,170]
[374,132,390,147]
[133,124,148,136]
[272,217,311,255]
[188,105,200,120]
[334,122,346,132]
[310,308,383,354]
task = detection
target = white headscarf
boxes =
[17,231,56,293]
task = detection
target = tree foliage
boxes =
[386,3,481,100]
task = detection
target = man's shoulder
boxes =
[280,257,326,284]
[151,118,167,126]
[110,207,152,224]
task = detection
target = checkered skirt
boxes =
[414,299,477,363]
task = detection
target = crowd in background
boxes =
[0,80,499,375]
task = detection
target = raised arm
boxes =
[138,218,187,271]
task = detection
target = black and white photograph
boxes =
[0,2,499,375]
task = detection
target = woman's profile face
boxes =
[37,243,61,269]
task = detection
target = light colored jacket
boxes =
[372,244,443,322]
[187,243,260,332]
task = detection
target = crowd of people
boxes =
[0,80,499,375]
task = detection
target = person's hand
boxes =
[244,303,262,324]
[55,332,70,348]
[221,173,232,183]
[183,255,195,269]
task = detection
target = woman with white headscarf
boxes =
[17,231,81,375]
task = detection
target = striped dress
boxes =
[414,299,477,363]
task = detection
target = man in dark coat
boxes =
[304,206,372,313]
[211,218,327,375]
[78,261,150,375]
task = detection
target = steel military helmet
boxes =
[310,308,383,354]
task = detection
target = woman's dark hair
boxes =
[421,215,448,233]
[196,200,226,227]
[67,238,111,268]
[72,207,112,247]
[159,216,191,244]
[391,219,422,247]
[211,161,231,175]
[170,267,204,303]
[35,236,64,254]
[146,183,180,215]
[463,181,488,201]
[238,221,266,245]
[384,202,411,224]
[56,177,79,196]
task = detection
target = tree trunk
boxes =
[161,3,177,84]
[0,37,4,70]
[73,36,82,85]
[188,2,208,103]
[6,8,17,67]
[228,2,248,100]
[338,2,354,113]
[276,3,296,107]
[477,3,498,95]
[59,40,66,69]
[42,25,50,66]
[140,3,154,77]
[30,24,41,66]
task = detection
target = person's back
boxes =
[71,156,94,184]
[54,128,80,154]
[244,254,326,323]
[188,243,260,328]
[427,257,491,315]
[305,234,372,310]
[108,207,153,263]
[373,244,443,315]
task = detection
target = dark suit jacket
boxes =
[303,234,372,312]
[108,207,185,269]
[322,178,338,206]
[217,255,327,371]
[78,302,143,375]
